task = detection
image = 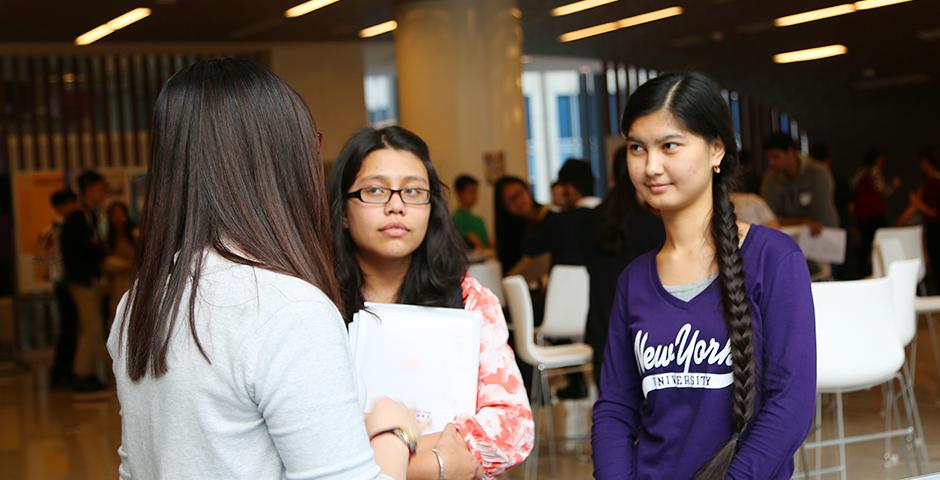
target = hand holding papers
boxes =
[348,302,482,434]
[783,225,847,264]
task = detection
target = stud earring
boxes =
[713,165,721,174]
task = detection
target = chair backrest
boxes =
[813,277,905,391]
[539,265,590,339]
[887,258,921,347]
[873,226,925,280]
[502,275,540,366]
[467,259,505,305]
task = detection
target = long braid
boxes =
[694,175,756,479]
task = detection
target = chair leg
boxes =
[540,368,557,463]
[890,378,914,476]
[835,392,847,480]
[901,360,930,463]
[883,384,894,464]
[926,313,940,398]
[896,373,924,475]
[526,364,541,480]
[815,394,822,480]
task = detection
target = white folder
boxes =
[348,302,482,434]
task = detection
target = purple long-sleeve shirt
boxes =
[592,225,816,479]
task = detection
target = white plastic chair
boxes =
[873,226,925,280]
[799,277,923,479]
[875,231,940,432]
[467,258,505,305]
[885,255,930,462]
[502,275,592,479]
[536,265,590,340]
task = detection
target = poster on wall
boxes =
[483,151,505,186]
[12,168,145,294]
[14,172,66,294]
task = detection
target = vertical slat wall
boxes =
[1,51,269,174]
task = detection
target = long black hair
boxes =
[621,72,753,480]
[492,176,535,273]
[123,58,342,381]
[327,126,468,321]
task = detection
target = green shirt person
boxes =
[453,175,491,248]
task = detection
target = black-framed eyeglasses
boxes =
[346,187,432,205]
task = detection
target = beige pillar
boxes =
[394,0,527,233]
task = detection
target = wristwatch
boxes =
[370,427,418,460]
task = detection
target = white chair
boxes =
[875,230,940,426]
[536,265,590,341]
[885,255,930,462]
[873,226,925,280]
[467,258,505,305]
[799,277,923,479]
[502,275,592,479]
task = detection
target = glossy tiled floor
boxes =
[2,324,940,479]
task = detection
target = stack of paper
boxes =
[783,225,847,264]
[348,302,482,434]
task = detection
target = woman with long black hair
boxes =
[328,126,534,479]
[592,72,816,479]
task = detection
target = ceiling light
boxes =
[559,6,683,42]
[775,0,915,27]
[285,0,341,19]
[359,20,398,38]
[855,0,914,10]
[75,8,151,46]
[551,0,618,17]
[773,44,847,63]
[774,4,856,27]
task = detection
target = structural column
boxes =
[394,0,527,232]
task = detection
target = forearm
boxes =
[407,433,443,479]
[371,435,410,480]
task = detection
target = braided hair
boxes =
[620,72,753,479]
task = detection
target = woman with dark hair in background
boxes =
[897,146,940,292]
[328,126,533,479]
[109,58,417,479]
[103,201,137,324]
[492,176,553,276]
[852,147,901,276]
[592,72,815,479]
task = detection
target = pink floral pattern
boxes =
[453,276,534,478]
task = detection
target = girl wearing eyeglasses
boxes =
[327,126,534,480]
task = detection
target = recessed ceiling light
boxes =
[773,44,848,63]
[559,6,683,42]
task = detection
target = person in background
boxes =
[852,147,901,276]
[550,180,568,212]
[103,201,137,327]
[761,133,839,236]
[897,146,940,292]
[493,176,553,275]
[61,170,109,397]
[110,58,418,480]
[452,174,491,250]
[41,189,79,388]
[521,158,601,400]
[593,71,815,479]
[585,145,664,389]
[810,143,851,230]
[328,126,534,479]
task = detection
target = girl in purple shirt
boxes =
[591,72,816,479]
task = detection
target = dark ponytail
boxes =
[620,72,754,479]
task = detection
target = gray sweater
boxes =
[108,250,388,479]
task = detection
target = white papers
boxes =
[348,302,481,434]
[790,226,847,265]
